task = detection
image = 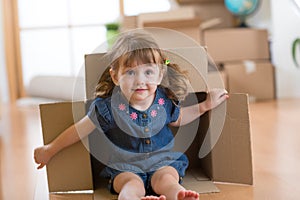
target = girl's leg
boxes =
[150,166,199,200]
[113,172,145,200]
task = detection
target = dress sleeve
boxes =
[87,98,112,132]
[169,100,180,123]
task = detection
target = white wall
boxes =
[0,2,9,103]
[247,0,300,98]
[246,0,272,33]
[270,0,300,98]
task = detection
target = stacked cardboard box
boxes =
[204,28,276,102]
[39,46,253,199]
[122,2,234,46]
[137,7,202,44]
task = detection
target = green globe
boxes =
[225,0,259,27]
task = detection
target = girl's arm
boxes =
[34,115,96,169]
[170,88,229,127]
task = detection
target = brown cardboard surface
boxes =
[121,15,137,31]
[50,193,94,200]
[190,3,235,45]
[204,28,270,62]
[138,9,201,43]
[40,102,93,192]
[137,7,196,28]
[208,93,253,184]
[40,94,251,199]
[122,4,234,44]
[143,28,201,48]
[142,19,201,44]
[191,3,233,28]
[224,61,275,101]
[177,0,223,3]
[143,18,201,29]
[207,70,228,90]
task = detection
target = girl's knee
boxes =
[151,166,180,189]
[154,166,179,180]
[113,172,144,193]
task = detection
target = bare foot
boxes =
[141,195,166,200]
[177,190,199,200]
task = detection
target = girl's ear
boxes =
[109,68,119,86]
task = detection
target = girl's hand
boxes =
[34,145,53,169]
[204,88,229,111]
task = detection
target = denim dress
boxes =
[87,87,189,183]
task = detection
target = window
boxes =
[17,0,171,87]
[18,0,119,86]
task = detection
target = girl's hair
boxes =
[95,31,189,101]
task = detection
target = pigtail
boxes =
[94,67,115,98]
[160,61,189,102]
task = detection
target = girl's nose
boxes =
[135,72,147,85]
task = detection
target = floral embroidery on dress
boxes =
[118,103,126,111]
[151,110,157,117]
[130,112,138,120]
[158,98,165,105]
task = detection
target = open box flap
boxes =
[40,102,93,192]
[202,93,253,185]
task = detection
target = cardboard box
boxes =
[190,3,235,44]
[123,5,234,46]
[137,7,196,27]
[39,47,253,199]
[224,60,276,102]
[207,70,228,90]
[120,15,137,31]
[177,0,223,4]
[204,28,270,63]
[138,8,202,44]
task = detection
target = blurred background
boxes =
[0,0,299,105]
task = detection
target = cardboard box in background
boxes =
[124,4,234,46]
[207,70,228,90]
[138,8,202,44]
[224,60,276,102]
[177,0,223,4]
[182,3,235,45]
[204,28,270,63]
[120,15,137,31]
[137,7,196,27]
[39,47,253,199]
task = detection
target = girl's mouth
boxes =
[134,88,146,92]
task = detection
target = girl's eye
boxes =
[125,70,135,76]
[145,69,154,76]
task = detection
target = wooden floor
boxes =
[1,98,300,200]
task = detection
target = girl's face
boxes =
[110,61,163,108]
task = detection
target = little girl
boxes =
[34,30,228,200]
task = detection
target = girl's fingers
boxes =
[37,163,45,169]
